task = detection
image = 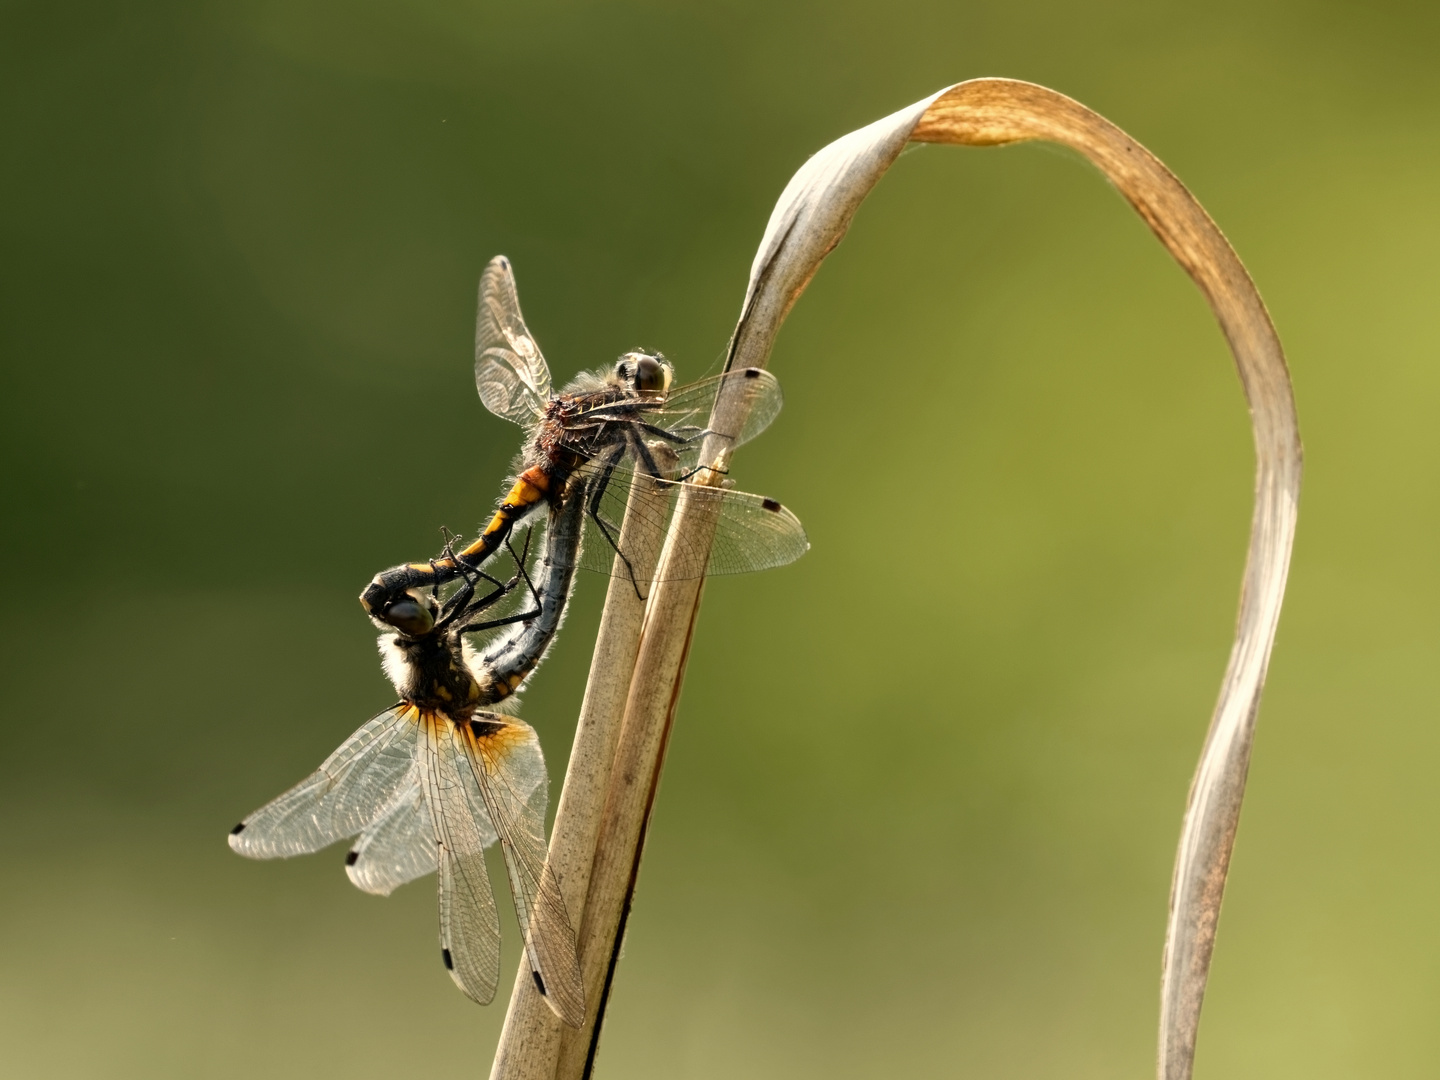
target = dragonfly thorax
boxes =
[380,624,527,711]
[378,631,503,714]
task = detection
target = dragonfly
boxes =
[231,494,590,1025]
[361,254,808,631]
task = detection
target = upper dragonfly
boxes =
[362,255,807,629]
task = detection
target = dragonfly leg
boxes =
[437,577,510,633]
[456,549,542,633]
[434,576,477,631]
[635,420,702,446]
[431,536,463,616]
[672,461,729,482]
[435,546,528,635]
[439,531,508,593]
[456,606,542,636]
[506,527,542,610]
[628,430,670,481]
[434,550,508,627]
[588,445,646,600]
[633,422,725,483]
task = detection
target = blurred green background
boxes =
[3,0,1438,1076]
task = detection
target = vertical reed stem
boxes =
[490,474,673,1080]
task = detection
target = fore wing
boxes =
[229,705,418,859]
[558,367,784,469]
[455,714,585,1028]
[420,711,502,1005]
[475,255,551,425]
[579,470,809,583]
[648,366,784,455]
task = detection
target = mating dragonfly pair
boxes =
[229,256,808,1025]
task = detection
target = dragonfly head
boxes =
[615,351,672,396]
[378,589,439,638]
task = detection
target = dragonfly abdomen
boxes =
[468,466,554,557]
[471,483,587,700]
[359,465,559,626]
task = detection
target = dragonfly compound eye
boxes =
[618,351,671,395]
[636,353,670,394]
[384,592,437,637]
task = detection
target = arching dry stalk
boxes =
[493,78,1301,1080]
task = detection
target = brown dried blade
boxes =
[908,80,1301,1080]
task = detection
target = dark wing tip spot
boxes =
[442,948,454,971]
[743,367,761,378]
[345,850,359,866]
[230,823,246,836]
[531,970,547,996]
[761,498,782,512]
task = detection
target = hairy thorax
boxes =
[378,632,517,715]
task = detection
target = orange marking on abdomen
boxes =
[455,469,553,562]
[484,471,550,534]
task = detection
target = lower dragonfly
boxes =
[230,491,589,1025]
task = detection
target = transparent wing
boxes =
[577,471,809,583]
[420,711,501,1005]
[456,713,584,1028]
[344,772,456,896]
[647,367,783,451]
[557,367,783,469]
[229,705,418,859]
[475,255,551,425]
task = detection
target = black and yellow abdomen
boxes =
[360,465,557,623]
